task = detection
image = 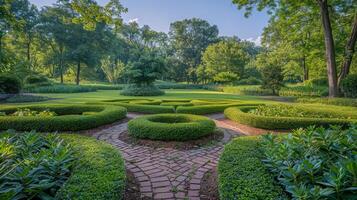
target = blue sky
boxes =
[30,0,269,45]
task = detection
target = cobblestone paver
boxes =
[92,113,241,199]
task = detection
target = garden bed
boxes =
[128,114,216,141]
[0,104,127,131]
[224,104,357,129]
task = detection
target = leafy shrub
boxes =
[0,104,127,131]
[155,81,204,89]
[279,85,328,97]
[204,85,274,96]
[224,105,357,129]
[304,77,328,87]
[24,74,51,85]
[0,132,75,199]
[121,84,164,96]
[340,74,357,98]
[237,77,262,85]
[128,114,216,141]
[176,103,259,115]
[97,100,175,114]
[25,84,97,93]
[3,94,50,103]
[297,97,357,107]
[261,126,357,199]
[0,75,22,94]
[218,136,286,200]
[8,108,57,117]
[57,134,126,200]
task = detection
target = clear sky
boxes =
[30,0,269,45]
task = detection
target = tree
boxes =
[169,18,219,83]
[260,65,284,95]
[100,56,125,83]
[200,39,250,83]
[231,0,357,97]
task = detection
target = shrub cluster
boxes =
[0,75,22,94]
[2,94,50,103]
[24,74,51,85]
[98,100,175,114]
[0,104,127,131]
[303,77,328,87]
[128,114,216,141]
[56,134,126,200]
[0,132,75,199]
[340,74,357,98]
[121,84,164,96]
[236,77,262,85]
[261,126,357,199]
[279,85,328,97]
[218,136,286,199]
[224,105,357,129]
[204,85,275,96]
[297,97,357,107]
[24,84,97,93]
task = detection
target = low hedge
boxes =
[224,105,357,129]
[121,84,164,96]
[160,102,193,107]
[218,136,286,199]
[176,103,261,115]
[129,99,162,105]
[96,100,175,114]
[128,114,216,141]
[297,97,357,107]
[0,104,127,131]
[57,134,126,200]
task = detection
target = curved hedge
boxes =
[95,100,175,114]
[218,136,286,199]
[57,134,126,200]
[0,104,127,131]
[224,105,357,130]
[128,114,216,141]
[177,103,262,115]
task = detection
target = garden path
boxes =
[91,113,244,200]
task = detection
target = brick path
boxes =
[92,113,242,200]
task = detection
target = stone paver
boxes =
[91,113,242,199]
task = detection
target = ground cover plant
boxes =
[224,104,357,129]
[261,126,357,199]
[128,114,216,141]
[0,104,127,131]
[0,131,75,199]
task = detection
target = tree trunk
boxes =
[27,41,31,62]
[302,56,309,81]
[338,15,357,85]
[76,61,81,85]
[317,0,338,97]
[60,58,64,84]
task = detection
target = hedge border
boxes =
[218,136,286,199]
[0,104,127,131]
[224,105,357,130]
[176,103,262,115]
[56,134,126,200]
[128,114,216,141]
[93,100,175,114]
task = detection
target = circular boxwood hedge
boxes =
[224,104,357,130]
[0,104,127,131]
[128,114,216,141]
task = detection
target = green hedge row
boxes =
[95,100,175,114]
[128,114,216,141]
[176,103,261,115]
[297,97,357,107]
[57,134,126,200]
[0,104,127,131]
[218,136,286,199]
[224,105,357,130]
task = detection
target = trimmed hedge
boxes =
[96,100,175,114]
[57,134,126,200]
[218,136,286,199]
[128,114,216,141]
[129,99,162,105]
[121,84,164,96]
[297,97,357,107]
[224,105,357,129]
[176,103,261,115]
[0,104,127,131]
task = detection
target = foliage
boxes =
[56,134,126,200]
[24,74,51,85]
[224,105,357,129]
[260,65,284,95]
[176,102,258,115]
[279,84,328,97]
[10,108,57,117]
[0,104,127,131]
[237,77,262,85]
[121,84,164,96]
[297,97,357,107]
[96,100,175,114]
[213,72,239,84]
[24,84,97,93]
[0,132,75,199]
[304,78,328,87]
[0,75,22,94]
[205,85,275,96]
[128,114,216,141]
[218,136,286,200]
[261,126,357,199]
[100,56,125,83]
[340,74,357,98]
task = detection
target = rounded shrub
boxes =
[0,75,22,94]
[224,104,357,130]
[340,74,357,98]
[121,84,164,96]
[24,74,51,85]
[128,114,216,141]
[0,104,127,131]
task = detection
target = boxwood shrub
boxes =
[0,75,22,94]
[218,136,286,199]
[57,134,126,200]
[224,105,357,129]
[128,114,216,141]
[176,103,261,115]
[297,97,357,107]
[96,100,175,114]
[0,104,127,131]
